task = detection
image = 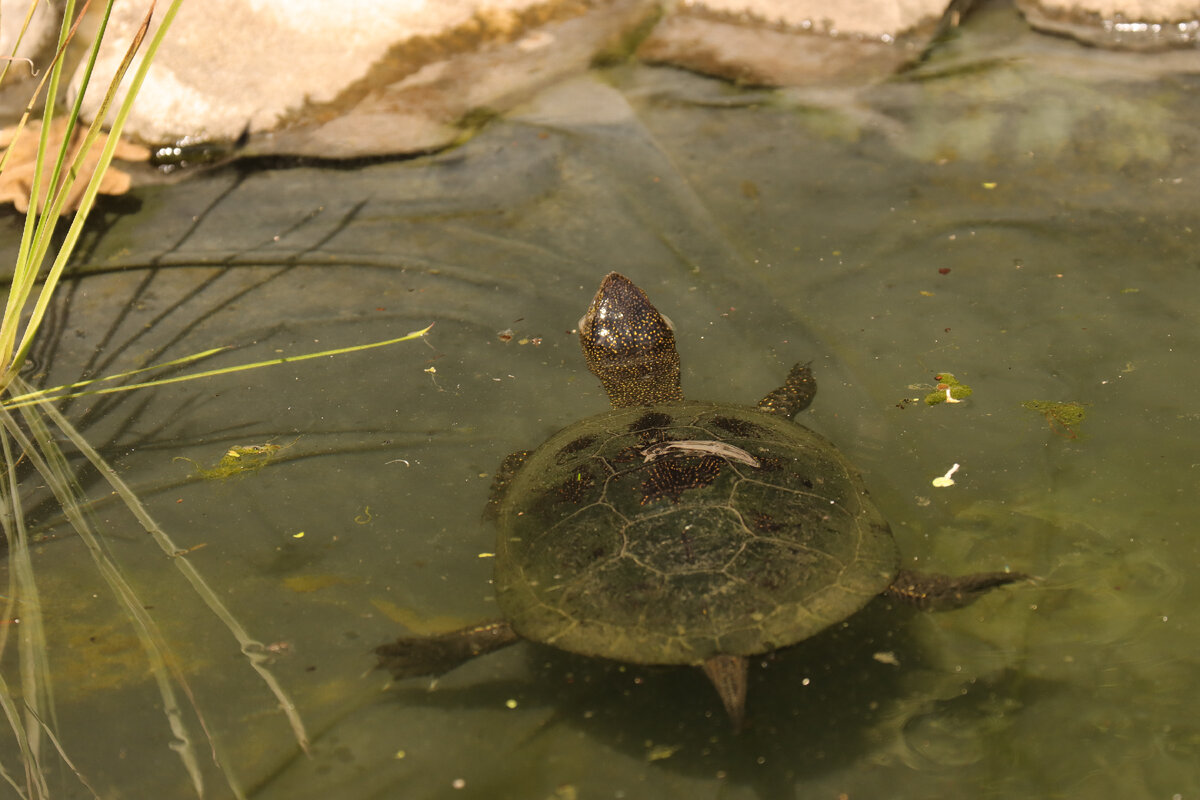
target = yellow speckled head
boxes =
[578,273,684,408]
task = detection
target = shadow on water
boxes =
[11,189,383,538]
[372,594,1051,800]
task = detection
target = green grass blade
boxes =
[2,346,230,407]
[0,431,49,799]
[2,326,434,410]
[0,0,95,375]
[7,0,158,380]
[25,378,311,758]
[34,0,115,227]
[0,435,54,784]
[22,704,102,799]
[0,669,37,799]
[1,402,212,798]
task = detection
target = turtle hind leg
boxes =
[375,620,520,678]
[885,569,1028,611]
[701,654,749,731]
[757,363,817,420]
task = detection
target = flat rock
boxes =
[636,0,963,87]
[1015,0,1200,49]
[70,0,657,158]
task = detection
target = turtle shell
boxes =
[493,401,898,666]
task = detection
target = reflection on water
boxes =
[2,4,1199,798]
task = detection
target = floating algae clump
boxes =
[176,443,285,480]
[1022,400,1088,438]
[925,372,973,405]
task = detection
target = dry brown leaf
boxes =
[0,118,150,215]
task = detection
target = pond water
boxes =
[2,3,1199,799]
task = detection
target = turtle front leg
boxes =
[757,363,817,420]
[375,620,520,678]
[885,569,1027,611]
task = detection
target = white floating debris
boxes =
[931,463,960,488]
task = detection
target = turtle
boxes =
[377,272,1024,728]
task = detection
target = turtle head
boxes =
[578,272,684,408]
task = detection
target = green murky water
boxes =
[2,4,1198,798]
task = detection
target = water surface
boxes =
[2,4,1198,798]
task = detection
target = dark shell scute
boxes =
[628,410,674,433]
[638,454,725,505]
[753,454,790,473]
[750,512,784,533]
[555,434,599,464]
[552,465,598,505]
[709,415,764,437]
